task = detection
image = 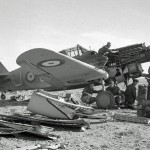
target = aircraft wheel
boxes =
[1,93,6,100]
[96,91,115,109]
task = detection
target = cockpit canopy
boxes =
[59,44,88,58]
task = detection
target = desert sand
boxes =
[0,86,150,150]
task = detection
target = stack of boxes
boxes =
[137,85,150,118]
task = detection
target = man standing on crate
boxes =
[125,79,139,109]
[97,42,118,67]
[97,42,112,67]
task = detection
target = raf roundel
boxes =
[26,72,35,82]
[37,59,65,67]
[42,60,60,67]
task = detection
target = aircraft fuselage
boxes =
[0,67,50,92]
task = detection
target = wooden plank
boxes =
[113,113,150,124]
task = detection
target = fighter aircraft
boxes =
[0,48,108,99]
[0,43,150,100]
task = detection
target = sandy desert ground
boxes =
[0,79,150,150]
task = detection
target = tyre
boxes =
[1,93,6,100]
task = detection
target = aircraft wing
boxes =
[16,48,108,88]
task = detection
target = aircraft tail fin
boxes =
[0,62,9,76]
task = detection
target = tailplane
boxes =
[0,62,8,76]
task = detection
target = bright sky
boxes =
[0,0,150,72]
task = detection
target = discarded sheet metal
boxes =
[0,127,29,136]
[113,113,150,124]
[0,114,89,128]
[14,143,67,150]
[0,119,58,139]
[27,91,94,119]
[14,144,41,150]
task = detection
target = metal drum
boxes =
[138,85,148,105]
[141,100,150,118]
[96,91,115,109]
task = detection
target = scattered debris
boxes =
[27,91,94,119]
[0,127,29,136]
[0,119,58,139]
[0,113,89,128]
[0,90,109,142]
[80,126,86,132]
[14,143,67,150]
[75,112,107,119]
[14,144,41,150]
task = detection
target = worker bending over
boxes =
[81,83,100,105]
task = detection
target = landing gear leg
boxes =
[101,79,106,91]
[1,92,6,100]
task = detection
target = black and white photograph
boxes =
[0,0,150,149]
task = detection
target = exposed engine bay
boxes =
[105,43,150,84]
